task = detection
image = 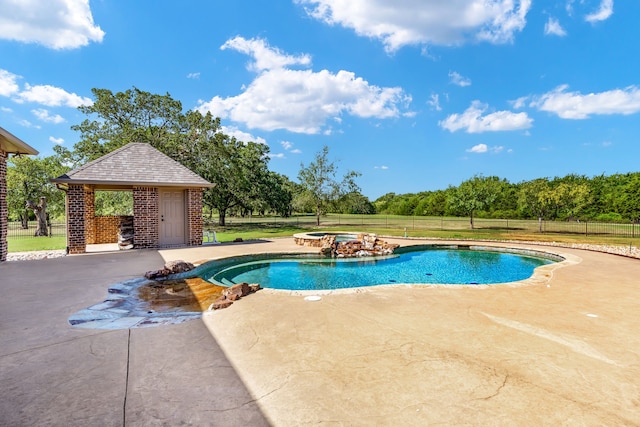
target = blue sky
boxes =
[1,0,639,199]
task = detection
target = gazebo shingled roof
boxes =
[51,142,214,188]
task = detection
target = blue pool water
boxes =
[200,245,559,291]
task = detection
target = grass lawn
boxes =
[8,219,638,252]
[7,236,67,252]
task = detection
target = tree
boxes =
[517,178,553,232]
[26,197,48,236]
[334,191,375,214]
[298,146,361,226]
[447,175,500,229]
[69,88,280,226]
[6,155,67,227]
[69,87,185,166]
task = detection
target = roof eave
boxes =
[0,127,39,155]
[50,178,215,188]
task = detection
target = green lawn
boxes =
[7,236,67,252]
[7,216,638,253]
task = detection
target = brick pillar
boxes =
[187,188,203,246]
[0,148,7,262]
[84,186,96,244]
[67,184,86,254]
[133,187,159,248]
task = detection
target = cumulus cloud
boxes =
[544,17,567,36]
[374,165,389,170]
[530,84,640,119]
[49,136,64,144]
[221,125,267,145]
[15,84,93,107]
[440,101,533,133]
[0,69,20,97]
[222,36,311,71]
[197,37,411,134]
[585,0,613,23]
[449,71,471,87]
[187,72,200,79]
[466,144,504,154]
[32,108,65,124]
[0,0,104,49]
[295,0,532,51]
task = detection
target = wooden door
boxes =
[159,189,185,246]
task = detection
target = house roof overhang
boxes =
[0,127,39,155]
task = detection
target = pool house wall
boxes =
[64,184,205,254]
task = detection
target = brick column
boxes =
[84,185,96,244]
[133,186,159,248]
[66,184,86,254]
[187,188,203,246]
[0,148,7,262]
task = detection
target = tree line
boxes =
[373,173,640,227]
[6,87,639,229]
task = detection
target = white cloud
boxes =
[32,108,65,124]
[222,36,311,71]
[198,38,412,134]
[467,144,488,153]
[49,136,64,144]
[511,96,528,109]
[585,0,613,23]
[0,69,20,97]
[15,84,93,107]
[18,119,40,129]
[440,101,533,133]
[374,165,389,170]
[0,106,12,113]
[531,84,640,119]
[268,152,286,159]
[221,125,267,145]
[280,140,302,153]
[427,93,441,111]
[0,0,104,49]
[449,71,471,87]
[544,17,567,36]
[281,141,293,150]
[296,0,532,52]
[466,144,505,154]
[187,72,200,79]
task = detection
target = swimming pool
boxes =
[197,245,562,291]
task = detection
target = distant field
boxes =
[6,214,639,253]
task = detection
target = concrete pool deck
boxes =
[1,237,640,425]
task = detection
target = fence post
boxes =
[585,221,588,236]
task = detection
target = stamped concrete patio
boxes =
[1,237,639,426]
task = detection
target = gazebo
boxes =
[1,127,39,262]
[52,142,214,254]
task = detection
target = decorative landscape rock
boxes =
[209,282,261,310]
[144,260,196,280]
[321,233,399,258]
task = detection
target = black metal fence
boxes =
[9,216,638,240]
[207,214,640,238]
[6,221,67,239]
